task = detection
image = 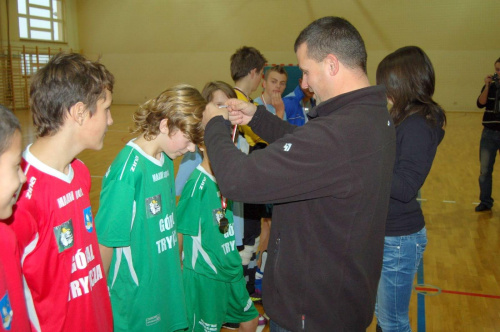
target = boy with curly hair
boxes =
[95,84,206,331]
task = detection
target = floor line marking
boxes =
[412,198,486,206]
[414,287,500,299]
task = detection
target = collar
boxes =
[234,87,253,103]
[308,85,386,119]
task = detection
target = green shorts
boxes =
[183,268,258,331]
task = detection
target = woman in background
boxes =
[375,46,446,332]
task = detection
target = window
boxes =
[17,0,64,42]
[22,53,51,76]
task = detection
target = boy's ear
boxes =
[69,102,88,126]
[159,118,169,134]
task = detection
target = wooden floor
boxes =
[15,106,500,331]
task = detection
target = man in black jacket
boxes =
[203,17,396,331]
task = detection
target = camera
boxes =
[493,73,499,84]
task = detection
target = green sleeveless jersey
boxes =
[96,140,187,332]
[177,166,243,282]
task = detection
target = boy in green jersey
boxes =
[95,84,206,331]
[177,81,259,332]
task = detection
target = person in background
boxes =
[255,65,288,120]
[253,65,290,283]
[230,46,268,303]
[230,46,267,150]
[475,57,500,212]
[283,78,316,126]
[175,148,202,196]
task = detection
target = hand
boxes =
[202,102,228,128]
[271,92,285,119]
[485,74,493,85]
[226,98,257,125]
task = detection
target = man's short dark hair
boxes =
[294,16,367,73]
[30,52,114,137]
[230,46,267,82]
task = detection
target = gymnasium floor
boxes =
[16,106,500,331]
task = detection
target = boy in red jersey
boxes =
[0,105,30,331]
[7,53,115,332]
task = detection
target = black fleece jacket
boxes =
[204,85,395,331]
[386,113,445,236]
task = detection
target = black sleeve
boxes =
[248,105,297,143]
[204,113,354,205]
[391,117,441,203]
[477,85,487,109]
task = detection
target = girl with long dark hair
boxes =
[375,46,446,332]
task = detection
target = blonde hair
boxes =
[132,84,206,144]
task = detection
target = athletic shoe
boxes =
[475,203,491,212]
[258,314,268,326]
[250,291,262,304]
[222,322,240,330]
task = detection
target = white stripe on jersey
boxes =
[21,232,38,266]
[191,221,217,274]
[111,200,139,287]
[24,275,41,331]
[110,247,122,288]
[130,200,136,230]
[21,233,40,331]
[119,149,136,180]
[190,172,204,198]
[111,247,140,287]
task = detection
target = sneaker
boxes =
[475,203,492,212]
[222,322,240,330]
[258,314,268,326]
[250,290,262,304]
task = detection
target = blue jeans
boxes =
[479,127,500,207]
[376,227,427,332]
